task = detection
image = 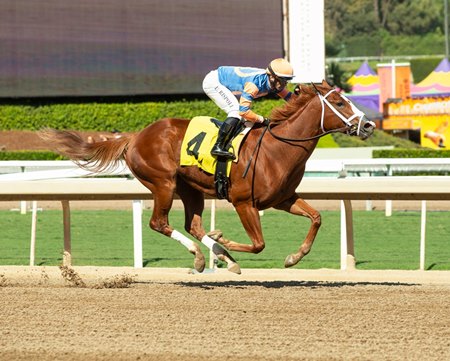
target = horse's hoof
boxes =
[207,229,223,241]
[190,244,205,273]
[284,254,299,268]
[194,252,206,273]
[227,262,241,274]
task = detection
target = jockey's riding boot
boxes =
[211,117,240,160]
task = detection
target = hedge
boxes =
[0,98,284,132]
[0,151,64,160]
[332,129,420,149]
[0,94,426,160]
[373,148,450,158]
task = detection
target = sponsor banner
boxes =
[386,114,450,149]
[382,118,419,130]
[386,97,450,116]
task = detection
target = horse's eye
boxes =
[336,101,344,107]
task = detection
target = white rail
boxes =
[1,176,449,271]
[304,158,450,176]
[2,159,450,271]
[0,160,131,181]
[3,158,450,178]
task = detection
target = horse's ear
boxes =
[310,82,320,94]
[322,79,335,88]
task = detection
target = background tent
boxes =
[345,61,380,112]
[411,58,450,98]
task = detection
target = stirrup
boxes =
[211,147,235,160]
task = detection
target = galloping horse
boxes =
[39,80,375,274]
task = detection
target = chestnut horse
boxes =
[39,80,375,274]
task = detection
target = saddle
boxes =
[180,116,249,200]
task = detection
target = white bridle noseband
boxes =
[318,89,369,136]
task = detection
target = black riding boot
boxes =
[211,117,240,159]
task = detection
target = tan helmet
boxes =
[267,58,294,80]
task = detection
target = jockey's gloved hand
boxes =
[262,118,270,126]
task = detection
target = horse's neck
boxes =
[270,99,322,147]
[288,97,323,136]
[266,123,318,158]
[260,124,318,178]
[258,100,322,179]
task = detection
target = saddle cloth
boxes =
[180,116,251,176]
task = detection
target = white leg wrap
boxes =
[202,235,239,272]
[171,230,195,252]
[201,235,216,250]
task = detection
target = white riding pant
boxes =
[202,70,241,119]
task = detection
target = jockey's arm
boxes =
[277,87,292,101]
[239,83,265,123]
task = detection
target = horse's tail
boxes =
[38,128,134,173]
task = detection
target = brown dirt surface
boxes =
[1,132,450,359]
[1,266,449,361]
[0,130,121,151]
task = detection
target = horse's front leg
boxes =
[188,213,241,274]
[177,178,241,274]
[210,202,265,253]
[274,195,321,267]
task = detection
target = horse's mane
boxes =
[270,84,319,122]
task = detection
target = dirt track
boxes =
[1,266,449,361]
[1,130,450,359]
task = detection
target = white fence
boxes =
[3,158,450,183]
[1,159,450,271]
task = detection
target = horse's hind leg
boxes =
[176,177,241,274]
[208,202,266,253]
[136,176,206,273]
[274,195,321,267]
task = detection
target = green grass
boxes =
[1,209,449,270]
[317,134,339,148]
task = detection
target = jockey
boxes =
[202,58,294,159]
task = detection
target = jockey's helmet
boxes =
[267,58,294,91]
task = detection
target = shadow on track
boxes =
[172,280,418,289]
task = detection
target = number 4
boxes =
[186,132,206,159]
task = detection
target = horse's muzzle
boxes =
[360,116,376,139]
[348,116,375,140]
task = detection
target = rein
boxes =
[267,123,348,143]
[242,126,268,178]
[266,87,357,143]
[242,86,362,181]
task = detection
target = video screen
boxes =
[0,0,283,97]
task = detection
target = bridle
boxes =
[318,89,366,136]
[267,86,366,143]
[243,85,372,181]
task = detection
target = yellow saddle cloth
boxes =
[180,116,250,176]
